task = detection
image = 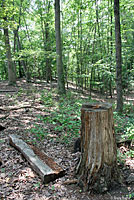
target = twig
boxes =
[63,179,78,185]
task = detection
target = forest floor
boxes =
[0,79,134,200]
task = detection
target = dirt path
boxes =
[0,79,133,200]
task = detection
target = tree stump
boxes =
[76,102,121,193]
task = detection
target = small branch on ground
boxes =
[63,179,78,185]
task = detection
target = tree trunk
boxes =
[55,0,66,94]
[114,0,123,112]
[45,21,52,83]
[110,0,114,98]
[4,28,16,85]
[76,103,121,193]
[16,32,28,80]
[39,0,52,82]
[2,0,16,85]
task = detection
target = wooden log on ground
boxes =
[76,102,121,193]
[9,134,65,183]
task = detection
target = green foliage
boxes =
[17,87,24,97]
[126,192,134,200]
[30,125,49,141]
[0,168,5,173]
[114,112,127,134]
[117,149,126,165]
[125,149,134,158]
[114,110,134,137]
[114,108,134,160]
[33,182,41,189]
[0,139,5,143]
[44,108,81,143]
[40,89,54,107]
[123,103,134,115]
[31,89,97,143]
[31,91,86,144]
[0,0,134,94]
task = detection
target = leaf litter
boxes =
[0,79,133,200]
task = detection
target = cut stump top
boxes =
[81,102,112,112]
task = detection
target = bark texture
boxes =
[114,0,123,112]
[76,103,120,193]
[4,28,16,85]
[55,0,66,94]
[2,0,16,85]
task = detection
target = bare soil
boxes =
[0,79,134,200]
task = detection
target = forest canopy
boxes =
[0,0,134,97]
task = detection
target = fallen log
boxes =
[9,134,65,183]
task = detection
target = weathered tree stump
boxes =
[76,102,121,193]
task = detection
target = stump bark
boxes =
[76,102,120,193]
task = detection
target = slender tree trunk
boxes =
[89,67,93,97]
[77,12,80,90]
[14,0,25,79]
[108,0,113,98]
[4,28,16,85]
[45,0,52,82]
[55,0,66,94]
[80,0,83,91]
[23,16,32,49]
[16,32,29,80]
[40,8,46,79]
[2,0,16,85]
[114,0,123,112]
[45,23,52,83]
[39,0,52,81]
[23,16,33,82]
